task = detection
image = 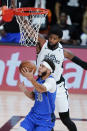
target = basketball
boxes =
[19,61,36,75]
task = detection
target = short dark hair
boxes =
[43,58,55,72]
[48,24,63,38]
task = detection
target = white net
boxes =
[16,13,47,46]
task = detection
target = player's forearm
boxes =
[64,49,87,70]
[30,78,47,93]
[71,56,87,70]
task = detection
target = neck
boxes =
[48,42,59,50]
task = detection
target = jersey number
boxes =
[37,93,43,102]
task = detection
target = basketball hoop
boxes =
[14,7,48,46]
[0,6,48,46]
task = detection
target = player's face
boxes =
[48,34,60,46]
[38,64,47,77]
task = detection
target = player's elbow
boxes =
[64,49,74,60]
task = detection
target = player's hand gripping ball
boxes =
[19,61,36,76]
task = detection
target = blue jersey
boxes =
[24,76,56,128]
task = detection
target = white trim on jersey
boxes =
[43,77,56,93]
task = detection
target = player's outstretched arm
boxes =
[64,49,87,70]
[17,80,35,100]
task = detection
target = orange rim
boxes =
[14,7,48,16]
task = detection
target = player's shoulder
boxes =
[46,75,56,84]
[41,40,48,50]
[44,40,48,46]
[45,76,56,92]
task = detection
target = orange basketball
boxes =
[19,61,36,76]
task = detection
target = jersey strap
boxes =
[56,75,65,84]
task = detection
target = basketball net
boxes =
[15,8,48,46]
[0,6,48,46]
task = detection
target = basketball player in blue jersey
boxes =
[17,58,56,131]
[36,25,87,131]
